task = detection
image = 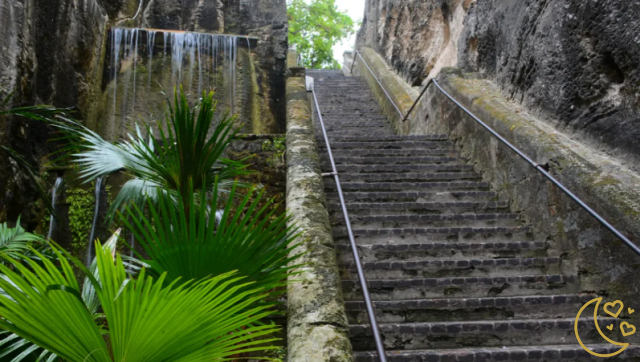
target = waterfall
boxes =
[46,177,64,241]
[86,177,104,267]
[108,28,244,125]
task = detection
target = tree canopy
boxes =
[287,0,355,69]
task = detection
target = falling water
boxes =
[46,177,64,241]
[147,30,157,91]
[108,28,244,124]
[86,177,104,267]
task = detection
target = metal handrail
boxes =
[403,78,640,256]
[351,50,404,120]
[309,83,389,362]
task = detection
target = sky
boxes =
[333,0,366,67]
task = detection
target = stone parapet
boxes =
[285,72,354,361]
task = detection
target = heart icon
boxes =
[629,308,635,315]
[604,300,624,318]
[607,324,614,331]
[621,322,636,337]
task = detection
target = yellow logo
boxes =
[575,297,636,357]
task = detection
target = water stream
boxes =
[86,177,104,266]
[46,177,64,241]
[109,28,244,125]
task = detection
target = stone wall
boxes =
[357,0,640,174]
[357,0,473,86]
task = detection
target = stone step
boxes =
[315,96,379,102]
[344,294,594,324]
[324,156,461,165]
[326,181,492,192]
[341,274,579,300]
[337,172,481,183]
[331,213,521,229]
[315,125,392,131]
[348,318,621,351]
[336,241,548,261]
[328,201,509,215]
[335,164,475,174]
[327,148,459,157]
[325,141,453,150]
[333,226,532,244]
[338,256,561,279]
[325,190,499,202]
[319,110,386,116]
[353,344,640,362]
[319,116,391,122]
[321,135,448,142]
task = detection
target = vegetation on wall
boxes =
[287,0,355,69]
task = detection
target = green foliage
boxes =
[288,0,355,69]
[0,231,120,362]
[0,243,280,362]
[39,87,250,221]
[121,179,301,306]
[66,183,111,253]
[0,217,45,262]
[262,136,286,166]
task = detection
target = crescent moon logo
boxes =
[575,297,630,358]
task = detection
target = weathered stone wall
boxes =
[358,0,640,173]
[285,60,354,362]
[357,0,473,86]
[351,47,640,331]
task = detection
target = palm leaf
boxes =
[0,217,46,262]
[26,88,252,222]
[0,242,282,362]
[121,178,302,308]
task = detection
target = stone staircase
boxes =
[307,70,640,361]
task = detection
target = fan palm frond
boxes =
[121,178,302,305]
[0,242,281,362]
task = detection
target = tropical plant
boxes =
[0,241,280,362]
[122,179,301,302]
[0,230,121,362]
[41,87,250,220]
[288,0,355,69]
[0,217,46,262]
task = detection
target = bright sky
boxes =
[333,0,366,67]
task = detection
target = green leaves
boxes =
[0,242,281,362]
[28,87,250,222]
[0,217,46,262]
[122,179,301,304]
[288,0,355,69]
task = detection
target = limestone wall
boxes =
[357,0,640,174]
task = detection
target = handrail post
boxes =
[310,83,389,362]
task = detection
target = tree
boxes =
[288,0,355,69]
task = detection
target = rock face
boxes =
[458,0,640,169]
[357,0,474,86]
[0,0,287,226]
[357,0,640,172]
